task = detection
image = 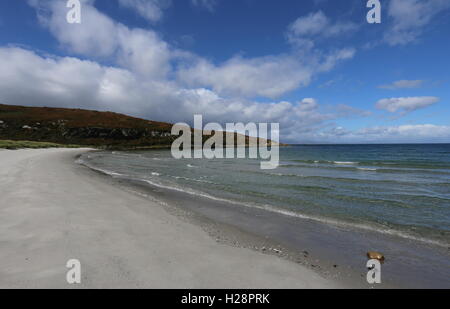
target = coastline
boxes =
[0,148,339,289]
[79,149,450,289]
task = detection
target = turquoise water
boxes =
[80,144,450,247]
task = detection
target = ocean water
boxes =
[79,144,450,248]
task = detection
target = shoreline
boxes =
[0,148,340,289]
[79,150,450,289]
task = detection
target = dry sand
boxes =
[0,148,338,288]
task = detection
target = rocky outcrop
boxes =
[59,127,172,141]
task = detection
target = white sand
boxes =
[0,148,338,289]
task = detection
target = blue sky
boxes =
[0,0,449,143]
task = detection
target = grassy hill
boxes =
[0,104,280,150]
[0,104,174,149]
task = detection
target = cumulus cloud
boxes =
[385,0,450,46]
[0,46,446,143]
[30,0,118,57]
[29,0,172,79]
[0,46,348,142]
[177,11,356,99]
[28,1,354,99]
[176,55,313,98]
[376,96,439,114]
[379,80,424,89]
[118,0,171,23]
[178,46,355,98]
[11,1,445,144]
[115,26,172,79]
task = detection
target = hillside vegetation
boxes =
[0,104,174,149]
[0,104,280,150]
[0,140,81,150]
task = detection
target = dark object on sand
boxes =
[367,251,385,263]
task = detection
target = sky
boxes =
[0,0,449,143]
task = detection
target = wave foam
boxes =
[78,158,450,249]
[334,161,358,165]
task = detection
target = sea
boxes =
[78,144,450,287]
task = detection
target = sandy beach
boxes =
[0,148,338,289]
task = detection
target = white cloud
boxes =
[30,0,173,79]
[379,80,424,89]
[314,124,450,143]
[13,1,446,144]
[191,0,217,12]
[118,0,171,23]
[298,98,318,111]
[287,11,357,48]
[30,0,118,57]
[176,55,313,98]
[376,96,439,114]
[177,48,355,98]
[289,11,329,37]
[0,47,337,141]
[354,124,450,142]
[116,26,171,79]
[385,0,450,46]
[28,1,355,99]
[335,104,373,118]
[1,46,446,143]
[318,48,356,72]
